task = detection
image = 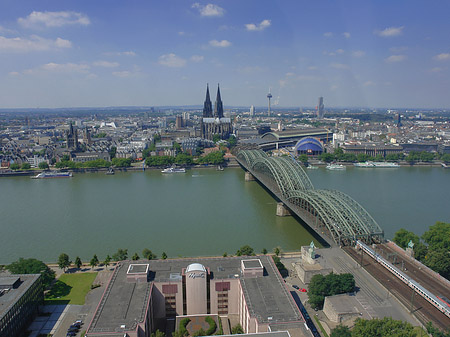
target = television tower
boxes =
[267,89,272,117]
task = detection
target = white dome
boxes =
[186,263,206,273]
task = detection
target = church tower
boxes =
[203,84,213,118]
[214,84,224,118]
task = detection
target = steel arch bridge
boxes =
[236,150,384,246]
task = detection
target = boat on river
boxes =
[161,167,185,173]
[326,163,346,170]
[32,171,73,179]
[354,161,399,168]
[106,167,115,175]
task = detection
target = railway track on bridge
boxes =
[344,246,450,331]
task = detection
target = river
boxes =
[0,166,448,264]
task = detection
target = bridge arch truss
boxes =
[236,150,384,245]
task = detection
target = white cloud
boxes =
[0,35,72,52]
[307,66,318,70]
[363,81,375,87]
[375,26,404,37]
[112,71,132,78]
[8,71,20,76]
[297,75,322,81]
[385,54,406,63]
[209,39,231,47]
[352,50,366,57]
[343,32,351,38]
[245,19,271,31]
[93,60,120,68]
[336,49,344,54]
[104,51,136,56]
[434,53,450,61]
[190,55,204,62]
[285,72,295,77]
[430,67,444,73]
[178,31,186,36]
[158,53,187,67]
[41,62,89,73]
[55,37,72,48]
[192,3,225,17]
[18,11,90,28]
[323,32,333,38]
[330,62,350,69]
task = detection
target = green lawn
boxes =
[45,272,98,305]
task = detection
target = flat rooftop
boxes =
[242,259,263,269]
[0,274,40,319]
[88,256,303,334]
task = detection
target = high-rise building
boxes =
[250,105,255,117]
[201,84,232,140]
[267,89,273,117]
[175,115,183,129]
[83,126,92,145]
[66,123,78,150]
[317,97,325,119]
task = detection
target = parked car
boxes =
[300,288,307,292]
[292,285,299,290]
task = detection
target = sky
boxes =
[0,0,450,109]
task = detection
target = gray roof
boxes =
[0,274,41,319]
[88,255,303,334]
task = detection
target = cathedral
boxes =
[200,84,232,140]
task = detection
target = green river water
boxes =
[0,166,448,264]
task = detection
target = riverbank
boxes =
[0,158,240,177]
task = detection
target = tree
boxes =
[298,154,308,164]
[112,248,128,261]
[151,330,166,337]
[90,254,99,269]
[38,162,49,170]
[74,256,82,269]
[272,255,286,272]
[393,228,420,249]
[330,324,351,337]
[132,253,140,260]
[162,252,168,259]
[227,135,237,148]
[21,162,31,170]
[57,253,71,272]
[274,247,281,256]
[7,258,55,289]
[109,146,117,159]
[104,255,111,268]
[142,248,157,260]
[320,152,335,163]
[422,222,450,251]
[212,134,221,143]
[231,324,244,334]
[308,273,355,309]
[112,158,132,167]
[423,249,450,280]
[236,245,254,256]
[10,163,20,170]
[262,248,268,255]
[351,317,416,337]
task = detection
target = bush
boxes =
[178,318,191,337]
[308,273,355,309]
[231,324,244,334]
[205,316,217,335]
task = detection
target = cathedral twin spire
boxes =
[203,84,223,118]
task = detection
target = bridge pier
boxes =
[276,203,291,217]
[244,171,255,181]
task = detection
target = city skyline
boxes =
[1,1,450,109]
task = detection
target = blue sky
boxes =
[1,0,449,109]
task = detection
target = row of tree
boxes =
[144,151,225,167]
[330,317,419,337]
[393,221,450,280]
[10,162,49,170]
[318,149,450,164]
